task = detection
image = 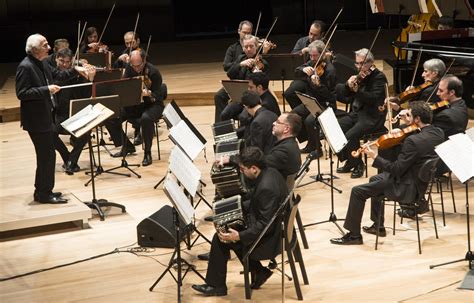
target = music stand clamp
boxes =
[262,53,305,112]
[61,102,126,220]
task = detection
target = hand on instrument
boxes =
[398,109,412,125]
[218,228,240,243]
[383,97,400,111]
[365,144,378,159]
[142,88,151,97]
[215,155,230,167]
[347,75,359,92]
[405,85,415,91]
[301,46,309,54]
[310,74,321,86]
[303,66,315,76]
[240,58,255,68]
[48,85,61,94]
[118,53,130,63]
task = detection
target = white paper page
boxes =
[465,127,474,142]
[318,107,347,153]
[169,146,201,197]
[169,120,205,160]
[164,176,194,225]
[163,103,182,127]
[62,105,102,133]
[435,134,473,183]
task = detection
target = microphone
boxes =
[296,150,319,178]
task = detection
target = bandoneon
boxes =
[212,119,238,144]
[213,195,247,237]
[210,162,247,198]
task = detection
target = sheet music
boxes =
[465,127,474,142]
[163,102,182,127]
[435,133,474,183]
[61,103,114,138]
[318,107,347,154]
[169,120,205,160]
[169,146,201,197]
[163,176,194,225]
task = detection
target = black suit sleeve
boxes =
[354,72,386,107]
[16,64,50,101]
[265,147,288,173]
[248,121,265,151]
[372,136,418,178]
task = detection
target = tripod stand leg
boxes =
[149,250,177,291]
[153,174,166,189]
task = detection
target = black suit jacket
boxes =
[239,167,288,260]
[265,136,302,178]
[336,68,387,121]
[260,90,281,116]
[226,54,269,80]
[432,99,468,139]
[245,107,278,154]
[16,55,77,132]
[373,124,445,203]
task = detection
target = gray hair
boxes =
[238,20,253,31]
[423,58,446,76]
[354,48,374,62]
[25,34,44,54]
[242,34,258,46]
[308,40,326,54]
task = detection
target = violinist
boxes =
[285,20,327,109]
[336,48,387,178]
[330,102,445,245]
[386,58,445,111]
[215,34,269,122]
[291,40,337,155]
[79,27,109,53]
[107,50,164,166]
[45,39,69,69]
[113,31,141,69]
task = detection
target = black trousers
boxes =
[337,112,384,168]
[283,79,307,109]
[205,233,264,288]
[343,172,387,235]
[28,130,56,199]
[214,87,230,123]
[106,102,164,152]
[54,125,89,166]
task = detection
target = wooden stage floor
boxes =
[0,103,473,302]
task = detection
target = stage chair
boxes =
[375,157,440,254]
[286,173,309,249]
[243,194,309,300]
[152,83,168,160]
[431,171,457,226]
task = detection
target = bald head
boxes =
[129,50,145,72]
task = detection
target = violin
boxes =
[399,81,433,103]
[352,123,419,157]
[257,38,277,51]
[86,42,109,53]
[354,65,376,86]
[251,55,265,73]
[430,100,449,111]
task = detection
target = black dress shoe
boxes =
[417,199,430,215]
[251,267,273,289]
[351,164,365,178]
[197,252,210,261]
[398,208,416,220]
[112,145,136,158]
[38,195,68,204]
[204,215,213,222]
[65,161,80,175]
[330,233,363,245]
[142,152,152,166]
[34,191,63,201]
[191,284,227,296]
[133,133,142,146]
[362,224,386,237]
[336,163,353,173]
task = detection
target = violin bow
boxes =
[313,24,338,71]
[360,26,381,69]
[425,58,455,103]
[73,21,88,67]
[255,17,278,58]
[129,13,141,58]
[97,3,116,45]
[323,7,343,41]
[144,35,152,64]
[254,11,262,38]
[409,47,423,87]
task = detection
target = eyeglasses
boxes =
[130,63,143,68]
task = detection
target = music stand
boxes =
[221,79,249,104]
[429,133,473,288]
[303,107,347,234]
[295,92,342,193]
[149,176,207,302]
[78,52,110,68]
[95,77,143,179]
[262,53,305,112]
[93,69,122,82]
[61,102,126,221]
[70,95,127,185]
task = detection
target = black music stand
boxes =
[221,79,249,104]
[149,176,207,302]
[96,77,144,179]
[78,52,110,68]
[262,53,305,112]
[303,107,347,234]
[295,92,342,193]
[93,69,122,82]
[61,102,126,221]
[70,95,127,185]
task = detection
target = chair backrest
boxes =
[160,83,168,100]
[417,156,440,183]
[286,173,297,192]
[285,194,301,246]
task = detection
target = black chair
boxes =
[243,195,309,300]
[153,83,168,160]
[286,173,309,249]
[375,157,440,254]
[432,171,457,226]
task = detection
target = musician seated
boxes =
[241,91,277,154]
[285,20,327,109]
[215,34,269,123]
[336,48,387,178]
[45,38,69,69]
[192,146,288,296]
[52,48,94,175]
[107,49,164,166]
[437,16,454,30]
[79,27,108,53]
[330,102,444,245]
[113,31,141,69]
[290,40,337,155]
